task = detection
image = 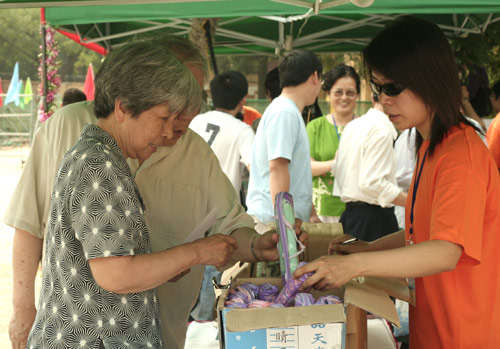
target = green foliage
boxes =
[318,52,364,77]
[216,55,270,76]
[0,8,101,82]
[58,36,102,80]
[0,8,39,79]
[451,21,500,85]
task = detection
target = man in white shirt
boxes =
[189,70,255,320]
[190,70,254,199]
[332,94,406,241]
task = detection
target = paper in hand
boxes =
[183,206,218,243]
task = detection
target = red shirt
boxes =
[407,124,500,348]
[242,105,261,126]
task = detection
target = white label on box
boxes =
[267,327,298,348]
[264,324,342,349]
[298,323,343,349]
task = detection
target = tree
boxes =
[451,21,500,87]
[0,8,102,83]
[0,9,40,79]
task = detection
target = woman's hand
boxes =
[294,254,357,291]
[194,234,238,267]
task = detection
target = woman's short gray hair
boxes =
[94,36,203,119]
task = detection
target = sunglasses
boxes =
[369,79,406,97]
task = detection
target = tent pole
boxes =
[40,8,48,115]
[203,20,218,76]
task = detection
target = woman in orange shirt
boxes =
[295,16,500,348]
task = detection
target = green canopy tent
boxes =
[38,0,500,57]
[2,0,499,113]
[1,0,499,56]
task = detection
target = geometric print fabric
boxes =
[27,124,162,348]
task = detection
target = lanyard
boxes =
[331,114,354,141]
[409,147,428,240]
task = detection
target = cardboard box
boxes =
[301,223,344,262]
[216,225,410,349]
[217,276,409,349]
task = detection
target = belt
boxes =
[345,201,369,209]
[345,201,395,211]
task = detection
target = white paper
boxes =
[183,206,218,243]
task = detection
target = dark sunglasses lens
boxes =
[384,83,405,96]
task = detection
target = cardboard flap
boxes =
[361,276,411,303]
[216,289,228,311]
[225,304,345,332]
[344,282,400,327]
[301,222,344,235]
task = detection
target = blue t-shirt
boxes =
[246,96,312,223]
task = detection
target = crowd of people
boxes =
[4,15,500,349]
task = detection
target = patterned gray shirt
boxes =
[27,124,162,348]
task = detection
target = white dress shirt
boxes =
[394,128,417,227]
[332,107,402,207]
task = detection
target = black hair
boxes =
[322,64,361,94]
[210,70,248,110]
[302,98,323,124]
[264,67,282,100]
[279,50,322,88]
[491,80,500,99]
[363,15,479,156]
[62,88,87,106]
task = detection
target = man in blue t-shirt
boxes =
[246,50,322,236]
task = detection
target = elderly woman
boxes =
[26,39,238,348]
[306,64,360,223]
[296,16,500,348]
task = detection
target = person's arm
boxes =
[9,229,43,349]
[309,204,322,223]
[89,233,237,294]
[269,157,290,206]
[229,227,277,262]
[307,122,337,177]
[297,238,462,291]
[329,230,406,255]
[229,226,308,263]
[391,191,407,207]
[310,158,334,177]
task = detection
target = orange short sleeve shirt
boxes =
[406,124,500,348]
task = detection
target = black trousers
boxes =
[340,202,399,242]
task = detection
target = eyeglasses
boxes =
[369,79,406,97]
[332,89,357,98]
